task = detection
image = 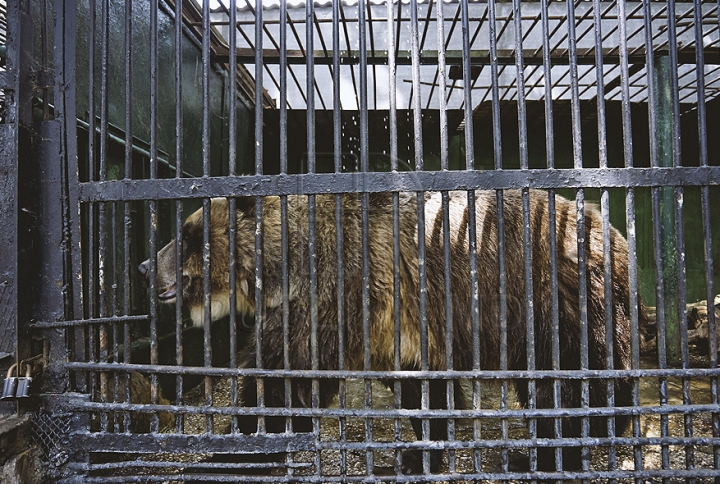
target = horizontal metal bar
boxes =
[28,315,149,329]
[212,10,718,29]
[70,431,316,454]
[64,361,720,381]
[69,430,720,455]
[70,399,720,422]
[78,166,720,202]
[57,468,720,484]
[216,47,720,66]
[69,461,312,471]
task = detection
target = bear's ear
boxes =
[234,196,256,216]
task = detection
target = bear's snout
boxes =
[138,255,189,302]
[138,259,150,278]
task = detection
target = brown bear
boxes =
[139,190,645,475]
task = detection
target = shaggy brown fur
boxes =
[140,190,645,474]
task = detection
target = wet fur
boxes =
[149,191,645,473]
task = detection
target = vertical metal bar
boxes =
[228,3,237,178]
[616,5,644,479]
[200,0,213,435]
[98,0,108,184]
[592,0,617,476]
[487,0,502,184]
[306,1,315,175]
[88,0,95,185]
[703,191,718,473]
[40,0,49,121]
[676,184,693,477]
[641,14,669,479]
[227,0,239,437]
[148,0,160,433]
[53,0,83,396]
[111,190,120,431]
[148,0,158,181]
[254,0,264,175]
[409,0,429,473]
[279,0,293,477]
[652,186,672,480]
[576,189,591,475]
[201,0,211,180]
[512,0,537,474]
[409,0,423,173]
[86,0,98,406]
[97,0,110,433]
[566,0,591,476]
[174,200,184,430]
[459,0,481,474]
[664,0,694,475]
[488,0,509,474]
[333,0,347,477]
[254,0,265,436]
[540,0,562,472]
[358,0,374,475]
[202,197,213,434]
[280,203,291,466]
[513,0,528,174]
[386,0,402,474]
[435,0,456,473]
[122,0,134,434]
[305,1,321,479]
[460,0,474,169]
[173,0,184,435]
[125,0,133,185]
[437,0,448,174]
[601,184,616,463]
[275,10,292,477]
[175,0,184,182]
[279,0,292,448]
[627,186,643,483]
[694,0,719,476]
[111,202,119,433]
[280,0,288,178]
[592,0,607,169]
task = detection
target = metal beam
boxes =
[76,166,720,202]
[215,47,720,66]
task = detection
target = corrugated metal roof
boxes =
[202,1,719,111]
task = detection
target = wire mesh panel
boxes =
[35,0,720,482]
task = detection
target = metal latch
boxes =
[15,363,33,398]
[2,357,42,400]
[1,363,18,400]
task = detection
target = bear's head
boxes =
[138,197,258,326]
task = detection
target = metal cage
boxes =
[1,0,720,482]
